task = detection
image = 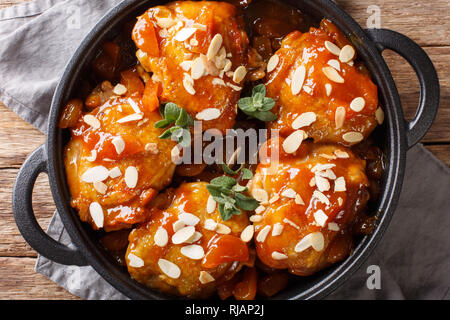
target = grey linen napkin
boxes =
[1,0,449,300]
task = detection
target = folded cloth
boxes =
[1,0,449,300]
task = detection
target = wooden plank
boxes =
[336,0,450,47]
[0,257,78,299]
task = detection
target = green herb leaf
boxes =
[235,192,260,211]
[155,103,194,147]
[221,163,244,175]
[237,84,276,122]
[241,168,253,180]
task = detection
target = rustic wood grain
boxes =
[0,0,448,300]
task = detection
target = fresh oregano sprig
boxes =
[237,84,277,122]
[154,102,194,147]
[207,166,259,221]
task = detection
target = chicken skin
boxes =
[265,20,382,146]
[64,74,176,232]
[247,138,369,276]
[133,1,249,132]
[126,182,251,298]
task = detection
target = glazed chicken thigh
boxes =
[126,182,251,298]
[64,80,176,232]
[247,138,370,275]
[265,21,383,146]
[133,1,250,132]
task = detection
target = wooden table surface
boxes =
[0,0,448,300]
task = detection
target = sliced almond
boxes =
[174,27,196,41]
[295,194,305,205]
[179,212,200,226]
[322,67,344,83]
[124,166,138,188]
[145,143,159,154]
[86,149,97,162]
[375,107,385,125]
[283,218,300,230]
[291,65,306,95]
[292,112,316,129]
[190,38,199,46]
[311,163,336,173]
[334,177,346,192]
[315,175,331,192]
[282,130,305,154]
[196,108,221,121]
[204,219,218,231]
[212,78,226,86]
[338,197,344,206]
[267,54,279,73]
[281,188,297,199]
[154,228,169,247]
[335,106,346,129]
[180,60,192,71]
[158,259,181,279]
[171,145,182,164]
[272,223,284,236]
[93,181,107,194]
[187,231,203,244]
[272,251,288,260]
[313,190,331,206]
[199,271,215,284]
[342,131,363,143]
[83,115,100,129]
[251,188,269,203]
[111,136,125,155]
[223,59,232,72]
[295,234,313,253]
[240,225,254,243]
[113,84,127,95]
[181,244,205,260]
[117,113,144,124]
[328,222,340,231]
[183,73,196,95]
[250,215,263,223]
[191,57,205,80]
[81,166,109,183]
[325,83,332,96]
[207,34,223,60]
[269,194,280,204]
[216,223,231,235]
[327,59,340,71]
[324,41,341,55]
[89,202,104,228]
[314,209,328,227]
[350,97,365,112]
[339,45,355,63]
[256,225,271,243]
[173,220,186,233]
[108,167,121,178]
[156,17,176,29]
[233,66,247,83]
[310,232,325,251]
[255,205,266,214]
[172,226,196,244]
[334,150,349,158]
[206,195,216,214]
[128,253,144,268]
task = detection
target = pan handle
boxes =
[13,144,87,266]
[365,28,440,149]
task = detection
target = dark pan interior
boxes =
[48,0,404,300]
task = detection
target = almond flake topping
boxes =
[291,65,306,95]
[327,59,340,71]
[283,218,300,230]
[82,166,109,183]
[350,97,365,112]
[342,131,363,143]
[315,175,331,192]
[269,194,280,204]
[86,150,97,162]
[179,212,200,226]
[111,136,125,154]
[180,60,192,71]
[313,190,331,206]
[250,215,263,223]
[314,209,328,227]
[283,130,306,154]
[108,167,121,178]
[154,227,169,247]
[322,67,344,83]
[251,188,269,203]
[324,41,341,55]
[89,202,104,228]
[191,57,205,80]
[334,177,346,192]
[127,98,141,114]
[295,232,325,252]
[155,17,176,29]
[117,113,144,124]
[183,73,196,95]
[216,223,231,235]
[113,84,127,95]
[206,195,216,214]
[334,150,349,158]
[204,219,218,231]
[93,181,107,194]
[181,244,205,260]
[328,222,340,231]
[199,271,215,284]
[272,252,288,260]
[292,112,317,129]
[233,66,247,83]
[83,115,100,129]
[187,231,203,244]
[240,225,254,243]
[207,34,223,60]
[256,225,271,243]
[212,78,226,86]
[311,163,336,173]
[145,143,159,154]
[335,106,346,129]
[325,83,332,96]
[196,108,221,121]
[128,253,144,268]
[295,194,305,205]
[255,205,266,214]
[226,83,242,91]
[339,45,356,63]
[158,259,181,279]
[173,220,186,233]
[172,226,196,244]
[375,107,385,125]
[174,27,197,42]
[281,188,297,199]
[272,223,284,236]
[267,54,279,73]
[124,166,138,188]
